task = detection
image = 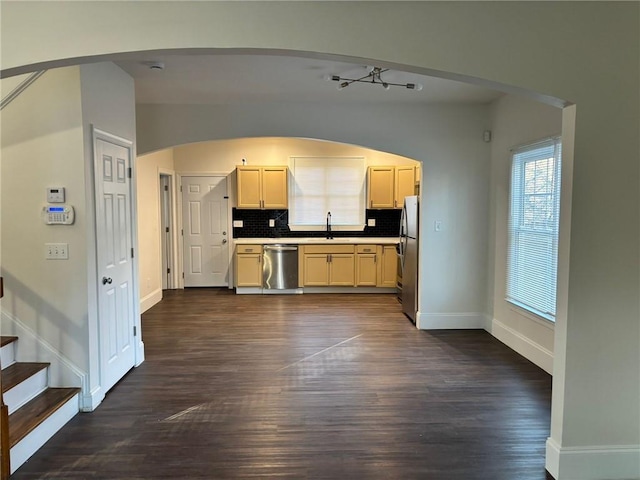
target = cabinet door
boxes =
[368,167,395,208]
[395,166,416,208]
[236,253,262,287]
[356,253,378,286]
[377,245,398,287]
[237,167,262,208]
[303,254,330,286]
[262,167,288,209]
[329,254,355,286]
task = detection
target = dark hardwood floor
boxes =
[13,289,554,479]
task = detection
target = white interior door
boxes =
[94,133,136,394]
[182,176,229,287]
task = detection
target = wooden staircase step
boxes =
[0,337,18,348]
[2,363,49,393]
[9,387,80,448]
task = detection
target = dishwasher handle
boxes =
[263,245,298,251]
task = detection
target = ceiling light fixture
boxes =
[327,67,423,91]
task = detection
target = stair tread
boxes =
[1,336,18,347]
[2,362,50,392]
[9,387,80,447]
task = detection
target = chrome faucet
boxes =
[326,211,333,239]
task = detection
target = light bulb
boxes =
[407,83,423,91]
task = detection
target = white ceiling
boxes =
[116,54,503,106]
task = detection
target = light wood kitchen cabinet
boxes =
[300,245,355,286]
[356,245,378,286]
[235,245,263,287]
[329,254,356,285]
[395,166,416,207]
[302,253,331,286]
[368,165,416,209]
[377,245,398,287]
[236,166,288,209]
[368,166,395,208]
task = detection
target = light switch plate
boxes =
[269,219,275,227]
[367,218,376,227]
[45,243,68,259]
[233,220,243,228]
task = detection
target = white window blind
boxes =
[507,137,562,321]
[288,157,366,229]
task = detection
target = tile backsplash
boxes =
[232,208,401,238]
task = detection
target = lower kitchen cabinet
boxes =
[302,254,331,286]
[235,245,263,287]
[236,242,397,292]
[377,245,398,287]
[300,245,355,287]
[329,254,356,286]
[356,245,378,286]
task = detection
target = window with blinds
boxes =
[288,157,366,230]
[507,137,562,321]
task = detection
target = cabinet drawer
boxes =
[356,245,376,253]
[303,244,355,254]
[237,245,263,254]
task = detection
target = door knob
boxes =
[222,231,227,236]
[102,277,112,285]
[222,239,227,244]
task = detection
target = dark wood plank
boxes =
[9,387,80,447]
[10,289,555,479]
[0,337,17,349]
[1,363,49,393]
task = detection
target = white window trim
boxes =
[506,136,562,323]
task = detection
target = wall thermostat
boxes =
[43,205,75,225]
[46,187,65,203]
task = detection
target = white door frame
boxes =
[176,172,233,289]
[159,168,179,290]
[89,127,144,410]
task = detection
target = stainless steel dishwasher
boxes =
[263,244,299,290]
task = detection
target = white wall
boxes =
[2,3,639,478]
[136,148,174,312]
[488,95,563,374]
[0,63,138,410]
[172,136,418,171]
[1,67,88,389]
[78,62,140,407]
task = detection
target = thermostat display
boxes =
[46,187,65,203]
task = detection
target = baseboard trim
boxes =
[415,312,489,330]
[546,437,640,480]
[81,385,104,412]
[140,288,163,313]
[491,318,553,374]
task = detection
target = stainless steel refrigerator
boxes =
[399,195,419,323]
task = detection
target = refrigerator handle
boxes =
[398,205,407,258]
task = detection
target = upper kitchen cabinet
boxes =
[236,166,288,209]
[395,166,416,206]
[367,165,416,209]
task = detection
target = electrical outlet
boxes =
[367,218,376,227]
[233,220,243,228]
[269,219,275,227]
[434,221,443,232]
[45,243,69,259]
